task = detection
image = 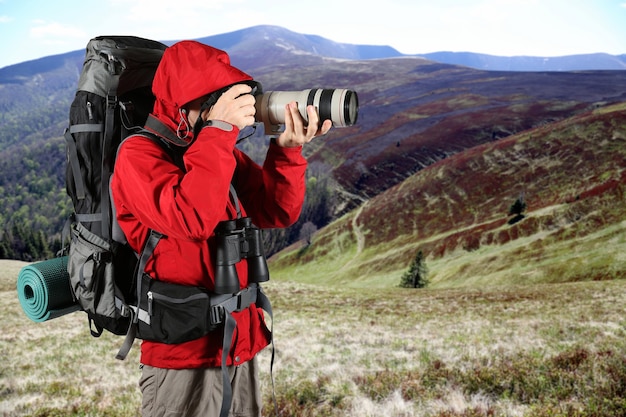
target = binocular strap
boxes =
[229,183,241,218]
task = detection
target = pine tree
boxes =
[0,221,53,261]
[508,192,527,225]
[400,250,429,288]
[509,197,526,216]
[0,239,12,259]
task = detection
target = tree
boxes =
[262,162,335,256]
[508,192,527,225]
[399,250,429,288]
[0,221,53,261]
[299,221,318,246]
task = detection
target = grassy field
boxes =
[2,259,626,416]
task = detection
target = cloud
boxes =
[110,0,243,21]
[29,21,86,44]
[0,15,12,23]
[100,0,247,41]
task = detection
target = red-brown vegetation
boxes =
[273,102,626,286]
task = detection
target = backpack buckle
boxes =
[107,94,117,109]
[93,251,112,263]
[210,304,225,326]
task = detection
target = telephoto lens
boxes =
[255,88,358,131]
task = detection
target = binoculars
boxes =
[213,217,269,294]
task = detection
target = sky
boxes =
[1,0,626,69]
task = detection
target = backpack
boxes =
[64,36,168,339]
[63,36,275,417]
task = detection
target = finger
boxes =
[288,102,305,133]
[305,105,320,138]
[317,119,332,136]
[240,115,256,129]
[236,99,257,128]
[224,83,253,99]
[235,93,257,108]
[211,84,253,113]
[282,102,295,135]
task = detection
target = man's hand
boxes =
[206,84,257,130]
[275,102,332,148]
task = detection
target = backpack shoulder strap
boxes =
[124,125,187,172]
[114,126,186,360]
[145,114,190,147]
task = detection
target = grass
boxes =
[262,280,626,416]
[425,217,626,288]
[1,265,142,416]
[3,259,626,416]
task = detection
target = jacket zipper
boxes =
[147,291,153,316]
[87,101,94,120]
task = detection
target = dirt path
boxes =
[338,201,367,272]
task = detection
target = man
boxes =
[111,40,331,417]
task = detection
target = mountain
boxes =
[269,102,626,288]
[193,25,403,65]
[1,25,624,78]
[198,25,626,71]
[421,51,626,71]
[1,25,625,270]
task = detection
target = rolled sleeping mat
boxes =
[17,256,80,322]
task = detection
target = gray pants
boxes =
[139,358,262,417]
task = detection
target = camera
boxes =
[254,88,359,132]
[213,217,269,294]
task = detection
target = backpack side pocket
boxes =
[68,221,130,335]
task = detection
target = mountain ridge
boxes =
[420,51,626,71]
[2,25,625,76]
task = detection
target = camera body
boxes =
[254,88,359,132]
[213,217,269,294]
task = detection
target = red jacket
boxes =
[110,41,307,369]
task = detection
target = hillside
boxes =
[301,63,626,204]
[269,102,626,288]
[1,26,626,260]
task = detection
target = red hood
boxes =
[151,40,253,142]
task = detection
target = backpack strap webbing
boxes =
[145,114,191,147]
[115,229,163,360]
[100,62,121,242]
[114,130,187,360]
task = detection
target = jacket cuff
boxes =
[203,120,234,132]
[268,138,305,161]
